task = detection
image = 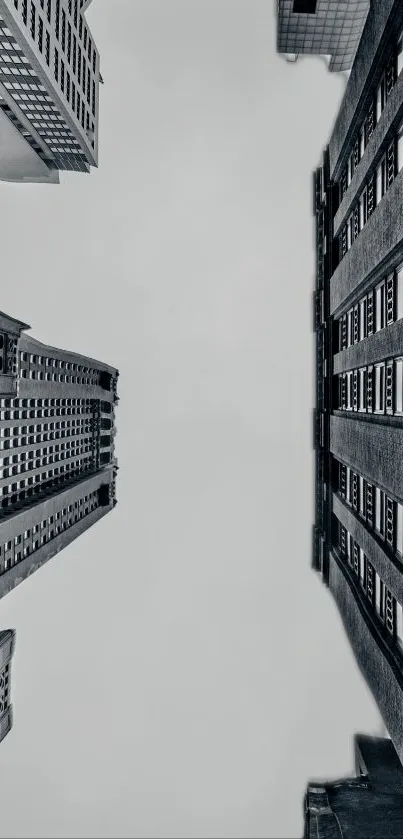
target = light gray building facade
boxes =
[0,309,118,600]
[0,0,101,183]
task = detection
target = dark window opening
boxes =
[293,0,317,12]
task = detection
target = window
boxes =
[396,601,403,648]
[359,476,366,517]
[359,297,367,340]
[359,188,368,230]
[395,358,403,413]
[376,75,386,123]
[375,574,385,619]
[359,368,366,412]
[375,487,385,536]
[396,502,403,557]
[346,466,351,504]
[376,156,386,205]
[346,372,353,411]
[347,308,354,346]
[347,152,354,186]
[375,281,385,332]
[347,213,354,249]
[359,124,365,160]
[374,363,385,413]
[398,31,403,77]
[359,548,366,588]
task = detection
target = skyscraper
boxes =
[0,309,118,601]
[313,0,403,764]
[0,0,101,184]
[0,629,15,746]
[304,734,403,839]
[277,0,370,72]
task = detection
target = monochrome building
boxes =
[0,0,101,183]
[0,309,118,601]
[313,0,403,764]
[304,734,403,838]
[0,629,15,745]
[277,0,370,72]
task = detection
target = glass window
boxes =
[397,502,403,556]
[395,359,403,414]
[346,372,353,411]
[375,282,385,332]
[359,124,365,160]
[375,486,384,534]
[359,368,366,411]
[376,76,385,122]
[347,215,353,249]
[359,476,366,517]
[359,548,366,586]
[398,32,403,77]
[396,602,403,648]
[375,573,382,614]
[376,157,386,205]
[359,297,367,340]
[347,309,354,346]
[346,466,351,504]
[375,364,385,413]
[359,188,367,229]
[398,123,403,172]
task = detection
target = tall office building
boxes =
[303,734,403,838]
[313,0,403,764]
[0,309,118,601]
[0,0,101,184]
[277,0,370,72]
[0,629,15,746]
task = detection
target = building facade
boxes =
[0,309,118,601]
[304,735,403,838]
[0,0,101,183]
[277,0,370,73]
[0,629,15,745]
[314,0,403,763]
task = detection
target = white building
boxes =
[277,0,370,73]
[0,0,101,183]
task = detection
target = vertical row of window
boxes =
[15,0,97,142]
[337,267,403,352]
[339,30,403,201]
[339,124,403,259]
[337,460,403,558]
[336,518,403,646]
[337,356,403,415]
[0,487,102,575]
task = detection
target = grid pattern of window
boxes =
[336,355,403,416]
[337,459,403,559]
[19,350,101,384]
[339,41,398,203]
[339,129,400,260]
[336,516,403,647]
[0,396,100,514]
[0,0,99,172]
[0,486,102,575]
[277,0,370,73]
[337,266,403,352]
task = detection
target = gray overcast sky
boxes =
[0,2,383,837]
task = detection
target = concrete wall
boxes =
[333,319,403,374]
[332,492,403,605]
[330,414,403,501]
[330,167,403,315]
[329,551,403,763]
[0,468,115,601]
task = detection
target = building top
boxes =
[19,331,119,378]
[277,0,370,73]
